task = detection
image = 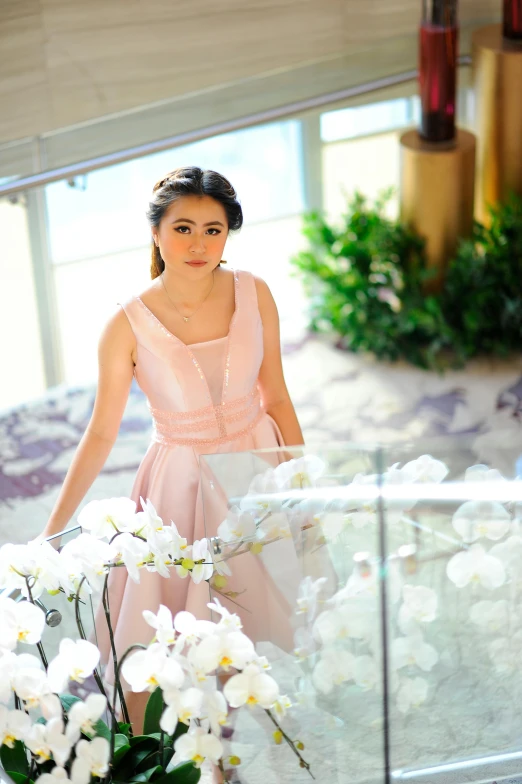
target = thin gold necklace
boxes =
[160,270,215,322]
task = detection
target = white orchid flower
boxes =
[40,694,63,721]
[217,507,256,544]
[488,633,522,674]
[60,535,117,592]
[272,694,292,721]
[0,705,31,747]
[391,634,439,672]
[168,723,223,769]
[317,511,346,541]
[465,465,506,483]
[398,585,438,634]
[0,651,42,704]
[47,639,100,693]
[164,522,189,560]
[490,536,522,580]
[224,662,279,708]
[121,643,183,693]
[257,511,292,540]
[396,676,428,713]
[312,649,355,695]
[144,529,173,579]
[25,718,72,766]
[190,539,214,584]
[275,454,326,490]
[135,498,164,537]
[65,694,107,743]
[173,611,216,647]
[114,533,151,583]
[0,541,65,599]
[207,598,242,631]
[353,655,379,691]
[195,630,255,674]
[239,486,282,516]
[469,599,510,632]
[203,690,228,736]
[160,687,204,734]
[401,455,449,484]
[78,498,137,540]
[35,766,70,784]
[0,596,46,651]
[143,605,176,646]
[12,665,50,709]
[446,544,506,589]
[452,501,511,543]
[296,576,327,623]
[70,737,110,784]
[313,602,373,646]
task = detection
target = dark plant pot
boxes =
[503,0,522,39]
[419,0,459,143]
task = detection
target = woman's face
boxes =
[153,194,228,278]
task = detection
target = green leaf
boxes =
[113,742,131,767]
[59,694,82,714]
[129,765,164,782]
[117,722,132,739]
[5,773,35,784]
[115,733,129,751]
[143,688,165,736]
[1,742,29,776]
[154,762,201,784]
[113,738,159,781]
[92,719,111,741]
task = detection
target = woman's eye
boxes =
[207,228,221,235]
[176,226,190,233]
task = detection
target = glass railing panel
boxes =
[382,436,522,784]
[201,445,386,784]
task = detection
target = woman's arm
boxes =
[39,309,136,538]
[255,277,304,447]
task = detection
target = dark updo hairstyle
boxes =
[146,166,243,279]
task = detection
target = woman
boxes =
[38,166,304,726]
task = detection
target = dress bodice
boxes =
[120,270,264,448]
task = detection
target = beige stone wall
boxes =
[1,0,500,146]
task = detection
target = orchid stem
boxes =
[24,578,48,670]
[73,576,118,727]
[102,571,132,731]
[112,644,147,763]
[265,709,314,779]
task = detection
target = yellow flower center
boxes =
[180,710,191,724]
[71,668,85,682]
[35,748,50,761]
[193,754,205,766]
[219,655,233,668]
[3,734,16,748]
[247,695,258,705]
[147,676,159,688]
[18,629,29,641]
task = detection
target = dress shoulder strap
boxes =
[236,269,259,313]
[117,296,150,339]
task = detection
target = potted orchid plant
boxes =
[0,491,312,784]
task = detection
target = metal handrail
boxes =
[0,56,472,198]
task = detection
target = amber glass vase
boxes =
[419,0,458,142]
[503,0,522,39]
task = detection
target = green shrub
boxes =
[291,191,522,370]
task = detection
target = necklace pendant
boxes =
[183,316,189,322]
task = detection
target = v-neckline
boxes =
[135,270,239,350]
[135,270,240,409]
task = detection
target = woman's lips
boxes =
[186,261,207,267]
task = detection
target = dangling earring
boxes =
[220,259,228,265]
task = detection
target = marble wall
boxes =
[0,0,501,147]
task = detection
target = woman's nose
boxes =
[189,233,206,252]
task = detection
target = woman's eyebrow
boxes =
[171,218,225,227]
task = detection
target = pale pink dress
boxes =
[95,270,293,675]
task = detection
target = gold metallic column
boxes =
[473,24,522,224]
[400,129,476,290]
